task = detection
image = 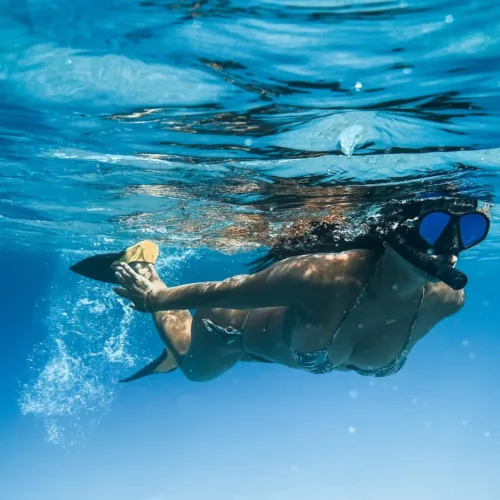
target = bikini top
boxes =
[284,259,426,377]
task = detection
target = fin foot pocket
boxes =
[70,240,159,284]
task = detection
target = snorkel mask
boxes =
[388,202,490,290]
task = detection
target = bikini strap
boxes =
[399,284,426,355]
[328,256,384,348]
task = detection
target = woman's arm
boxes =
[148,254,338,312]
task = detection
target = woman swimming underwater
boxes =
[72,195,490,382]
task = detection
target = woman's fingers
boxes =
[113,287,149,312]
[113,287,132,299]
[114,265,138,287]
[114,263,148,289]
[119,263,141,281]
[114,269,129,287]
[117,263,135,277]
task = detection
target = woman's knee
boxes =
[182,310,245,382]
[180,360,228,382]
[179,352,240,382]
[182,368,221,382]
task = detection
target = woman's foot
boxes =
[113,240,159,266]
[112,241,166,311]
[115,240,165,287]
[70,239,160,284]
[128,262,164,285]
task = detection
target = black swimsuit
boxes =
[203,259,426,376]
[284,260,426,376]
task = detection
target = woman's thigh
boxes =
[181,308,247,381]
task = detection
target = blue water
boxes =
[1,0,500,499]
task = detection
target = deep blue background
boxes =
[1,247,499,500]
[2,0,500,498]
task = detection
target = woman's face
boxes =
[386,198,488,290]
[403,199,480,262]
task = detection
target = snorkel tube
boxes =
[388,236,468,291]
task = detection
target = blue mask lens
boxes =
[459,213,488,248]
[419,211,451,246]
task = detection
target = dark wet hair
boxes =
[249,195,479,273]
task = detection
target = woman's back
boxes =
[238,249,464,372]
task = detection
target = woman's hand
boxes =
[112,262,163,312]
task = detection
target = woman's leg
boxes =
[131,262,246,381]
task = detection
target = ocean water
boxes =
[1,0,500,499]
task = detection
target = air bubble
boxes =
[20,251,192,445]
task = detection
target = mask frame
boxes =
[417,210,490,254]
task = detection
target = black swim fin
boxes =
[120,349,178,383]
[70,251,123,284]
[70,240,160,284]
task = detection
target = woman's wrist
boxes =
[144,289,154,312]
[144,287,159,312]
[145,286,169,312]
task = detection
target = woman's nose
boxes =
[448,225,461,254]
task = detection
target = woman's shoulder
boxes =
[281,249,378,270]
[284,250,378,321]
[277,249,378,294]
